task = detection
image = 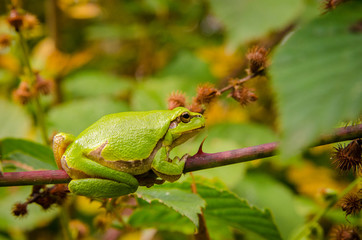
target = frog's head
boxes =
[166,107,205,148]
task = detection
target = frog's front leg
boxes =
[65,153,139,198]
[151,146,187,182]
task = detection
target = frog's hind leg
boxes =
[52,133,75,169]
[65,154,139,198]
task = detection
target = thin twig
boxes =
[0,124,361,187]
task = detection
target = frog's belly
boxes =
[96,157,153,175]
[86,139,162,176]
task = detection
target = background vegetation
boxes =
[0,0,361,239]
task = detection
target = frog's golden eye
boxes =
[180,112,191,123]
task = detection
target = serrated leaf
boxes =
[0,138,57,170]
[173,180,282,240]
[270,2,362,158]
[234,173,304,239]
[129,202,195,234]
[198,185,282,240]
[209,0,303,47]
[137,186,206,227]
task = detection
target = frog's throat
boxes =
[84,140,163,176]
[168,126,204,149]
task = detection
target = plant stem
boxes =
[0,124,361,187]
[59,206,73,240]
[17,29,49,144]
[185,124,362,172]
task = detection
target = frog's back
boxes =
[74,110,175,161]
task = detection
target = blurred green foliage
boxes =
[0,0,361,239]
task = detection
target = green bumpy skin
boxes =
[52,107,205,198]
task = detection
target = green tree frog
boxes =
[52,107,205,198]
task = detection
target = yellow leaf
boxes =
[205,101,248,126]
[287,161,347,199]
[66,3,102,19]
[75,196,103,215]
[198,45,243,78]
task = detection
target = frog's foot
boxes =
[151,152,188,183]
[135,171,165,188]
[69,178,137,198]
[52,133,75,169]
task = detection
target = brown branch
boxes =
[0,124,361,187]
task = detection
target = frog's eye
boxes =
[180,112,191,123]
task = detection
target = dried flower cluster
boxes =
[168,91,186,110]
[7,8,39,31]
[329,225,360,240]
[12,73,53,105]
[12,184,68,217]
[12,81,33,104]
[7,8,23,32]
[167,46,268,113]
[229,85,258,106]
[331,139,362,174]
[0,34,12,48]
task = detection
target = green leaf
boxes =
[234,173,304,239]
[137,185,206,227]
[47,97,129,135]
[270,2,362,157]
[0,138,57,170]
[63,70,132,100]
[0,99,31,139]
[209,0,303,47]
[166,180,282,240]
[196,183,282,240]
[129,201,195,234]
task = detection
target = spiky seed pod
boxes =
[230,86,258,106]
[188,98,204,114]
[331,139,362,174]
[339,192,362,217]
[168,91,186,110]
[195,83,219,105]
[329,225,360,240]
[246,46,268,75]
[12,202,28,217]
